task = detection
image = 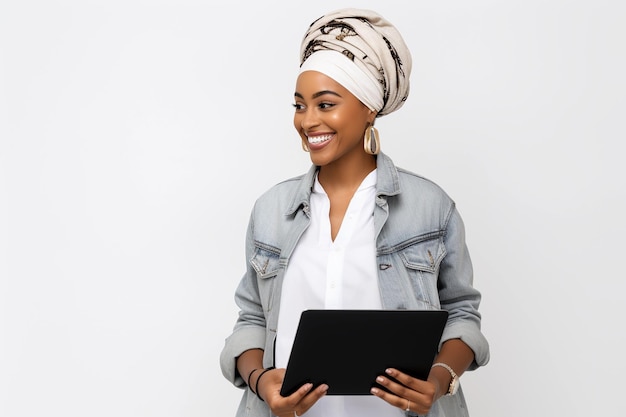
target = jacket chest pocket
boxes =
[250,245,282,313]
[399,237,446,308]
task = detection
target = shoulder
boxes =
[384,164,457,231]
[249,172,311,221]
[395,166,455,206]
[255,173,306,204]
[246,173,311,247]
[377,152,453,205]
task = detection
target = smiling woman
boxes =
[294,71,375,177]
[219,7,489,417]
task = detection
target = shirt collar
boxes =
[284,152,401,216]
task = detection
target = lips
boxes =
[307,133,334,145]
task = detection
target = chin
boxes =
[308,153,332,167]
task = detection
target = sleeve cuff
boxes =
[439,321,490,370]
[220,326,266,387]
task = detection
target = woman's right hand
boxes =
[256,368,328,416]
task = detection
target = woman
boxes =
[220,8,489,417]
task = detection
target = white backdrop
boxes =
[1,1,624,416]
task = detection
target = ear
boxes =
[367,110,378,124]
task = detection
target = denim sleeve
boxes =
[438,206,490,369]
[219,210,267,388]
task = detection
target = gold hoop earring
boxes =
[301,139,310,152]
[364,126,380,155]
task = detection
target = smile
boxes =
[307,134,334,145]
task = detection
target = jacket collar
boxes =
[285,152,401,216]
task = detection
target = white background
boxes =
[1,1,625,416]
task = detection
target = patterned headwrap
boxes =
[299,8,412,117]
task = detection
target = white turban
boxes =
[299,8,412,117]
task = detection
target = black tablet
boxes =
[279,309,448,396]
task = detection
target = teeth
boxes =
[307,134,333,144]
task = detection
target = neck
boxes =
[317,153,376,193]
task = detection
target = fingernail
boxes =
[371,388,379,395]
[385,368,393,375]
[376,376,384,383]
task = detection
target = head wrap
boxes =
[299,8,412,117]
[300,50,383,113]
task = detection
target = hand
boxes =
[256,368,329,417]
[370,368,443,415]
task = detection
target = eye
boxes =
[292,103,305,112]
[319,102,335,110]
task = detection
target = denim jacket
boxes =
[220,152,489,417]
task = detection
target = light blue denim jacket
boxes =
[220,152,489,417]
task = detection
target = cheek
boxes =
[324,112,347,132]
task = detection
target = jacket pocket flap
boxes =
[250,246,281,279]
[400,238,446,273]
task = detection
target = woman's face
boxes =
[294,70,375,168]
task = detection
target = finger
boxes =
[267,381,314,408]
[267,382,328,416]
[372,372,435,414]
[370,384,410,411]
[371,385,433,415]
[374,376,413,403]
[383,368,427,391]
[295,384,329,414]
[383,368,436,399]
[262,370,313,412]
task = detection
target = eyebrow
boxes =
[294,90,343,99]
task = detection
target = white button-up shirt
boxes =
[276,169,402,416]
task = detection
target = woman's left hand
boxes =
[370,368,443,415]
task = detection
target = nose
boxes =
[299,107,319,130]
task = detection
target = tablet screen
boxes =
[280,309,448,396]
